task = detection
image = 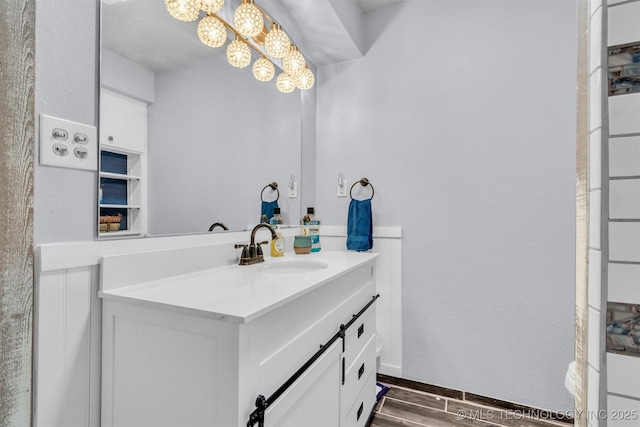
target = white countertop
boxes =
[99,251,378,323]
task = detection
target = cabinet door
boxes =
[100,89,146,153]
[263,341,341,427]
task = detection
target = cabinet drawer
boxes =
[343,302,376,370]
[341,334,376,420]
[342,369,376,427]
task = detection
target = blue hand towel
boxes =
[346,199,373,251]
[261,200,279,223]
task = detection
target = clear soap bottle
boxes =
[269,207,284,229]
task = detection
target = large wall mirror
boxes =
[100,0,303,237]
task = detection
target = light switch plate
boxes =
[288,181,298,198]
[337,178,347,197]
[40,114,97,171]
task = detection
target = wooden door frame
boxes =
[0,0,35,425]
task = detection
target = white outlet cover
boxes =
[40,114,97,171]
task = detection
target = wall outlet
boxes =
[40,114,97,171]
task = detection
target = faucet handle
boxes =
[256,240,268,256]
[234,243,249,260]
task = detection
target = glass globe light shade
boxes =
[276,72,296,93]
[253,56,275,82]
[234,0,264,38]
[165,0,199,22]
[295,67,315,90]
[283,46,305,77]
[264,24,290,59]
[198,0,224,13]
[226,36,251,68]
[198,15,226,48]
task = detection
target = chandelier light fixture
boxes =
[199,0,224,13]
[295,66,315,90]
[164,0,314,93]
[234,0,264,38]
[264,24,290,59]
[253,55,275,82]
[166,0,200,21]
[283,45,305,77]
[226,35,252,68]
[276,72,296,93]
[197,15,227,48]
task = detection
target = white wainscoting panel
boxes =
[321,226,402,377]
[34,265,101,427]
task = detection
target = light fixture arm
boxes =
[213,12,265,56]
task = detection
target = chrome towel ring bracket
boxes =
[350,178,374,200]
[261,182,279,201]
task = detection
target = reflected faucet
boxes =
[234,223,278,265]
[208,222,229,232]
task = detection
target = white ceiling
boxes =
[357,0,409,14]
[101,0,409,73]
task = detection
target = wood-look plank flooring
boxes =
[369,375,573,427]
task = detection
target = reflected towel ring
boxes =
[350,178,374,200]
[260,182,279,201]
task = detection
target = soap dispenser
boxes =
[270,231,285,257]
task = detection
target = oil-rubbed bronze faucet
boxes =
[208,222,229,231]
[234,223,278,265]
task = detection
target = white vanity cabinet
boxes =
[100,252,378,427]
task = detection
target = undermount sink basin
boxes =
[259,260,329,274]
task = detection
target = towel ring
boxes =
[350,178,374,200]
[260,182,279,202]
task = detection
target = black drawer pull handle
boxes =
[357,324,364,338]
[357,402,364,421]
[358,363,365,380]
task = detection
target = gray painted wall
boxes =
[35,0,98,245]
[316,0,576,411]
[101,48,155,104]
[34,0,577,413]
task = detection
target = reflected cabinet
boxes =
[99,88,147,237]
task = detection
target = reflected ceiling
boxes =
[102,0,410,72]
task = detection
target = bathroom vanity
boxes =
[99,250,379,426]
